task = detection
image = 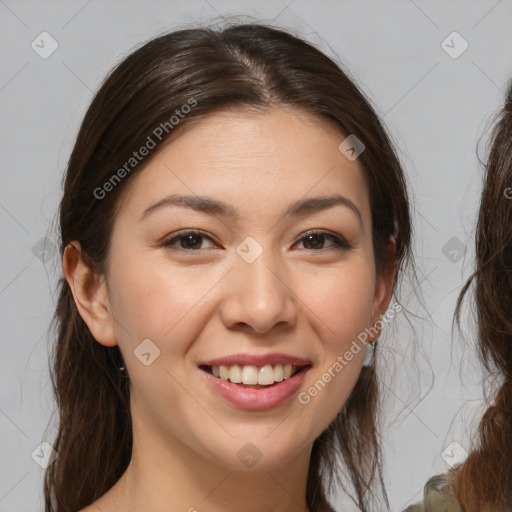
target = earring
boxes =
[362,338,378,367]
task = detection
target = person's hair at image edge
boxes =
[44,23,413,512]
[452,80,512,510]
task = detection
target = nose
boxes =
[219,248,298,336]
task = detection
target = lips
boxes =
[200,366,310,411]
[197,353,312,410]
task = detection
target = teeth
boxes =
[210,363,300,385]
[258,364,274,385]
[219,366,229,380]
[241,365,258,385]
[229,364,242,383]
[274,364,284,382]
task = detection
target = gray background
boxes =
[1,1,511,510]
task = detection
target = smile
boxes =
[202,363,302,387]
[197,354,312,410]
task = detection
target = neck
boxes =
[108,405,311,512]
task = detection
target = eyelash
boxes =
[161,229,353,253]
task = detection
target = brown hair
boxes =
[453,81,512,510]
[44,23,412,511]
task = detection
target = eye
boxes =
[162,230,217,251]
[161,229,353,253]
[295,230,352,251]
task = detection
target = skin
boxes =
[64,106,394,512]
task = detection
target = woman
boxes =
[404,82,512,511]
[44,24,413,511]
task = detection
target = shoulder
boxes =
[401,473,462,512]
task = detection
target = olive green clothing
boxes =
[402,474,462,512]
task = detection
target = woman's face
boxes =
[84,107,392,472]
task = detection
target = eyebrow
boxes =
[139,193,363,227]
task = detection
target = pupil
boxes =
[306,234,323,249]
[182,234,200,249]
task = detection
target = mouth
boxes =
[199,363,309,389]
[197,356,312,411]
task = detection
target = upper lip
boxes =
[198,353,311,367]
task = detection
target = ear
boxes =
[62,241,118,347]
[369,237,396,341]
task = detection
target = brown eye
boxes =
[296,230,352,251]
[162,231,216,251]
[162,229,352,253]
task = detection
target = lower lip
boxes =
[201,367,310,411]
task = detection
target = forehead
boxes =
[115,106,371,224]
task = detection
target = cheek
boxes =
[108,256,225,452]
[305,263,376,344]
[109,252,214,351]
[295,265,375,427]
